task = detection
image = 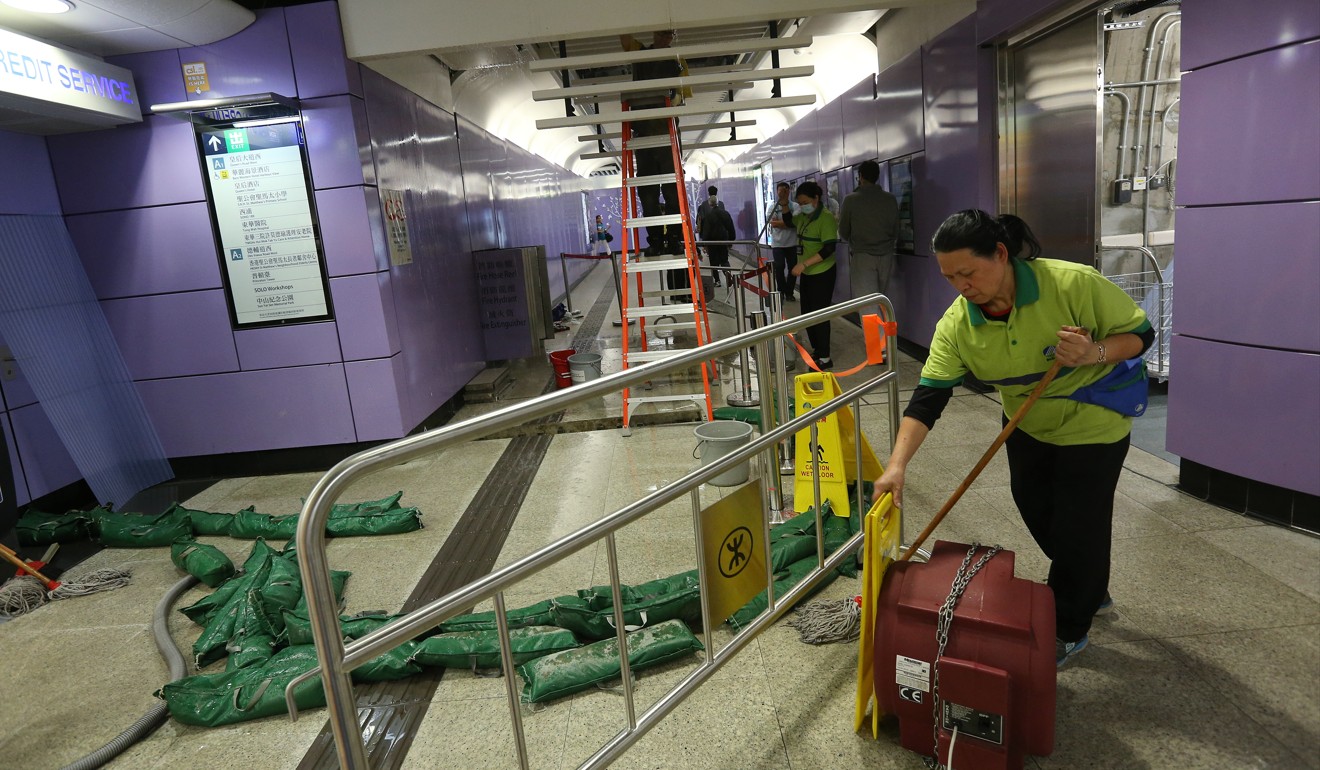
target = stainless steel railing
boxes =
[287,294,901,768]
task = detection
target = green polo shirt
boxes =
[795,207,837,275]
[919,258,1152,445]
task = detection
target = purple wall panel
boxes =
[331,272,399,361]
[1176,203,1320,352]
[363,69,481,430]
[842,77,879,166]
[0,132,59,215]
[287,1,362,99]
[235,321,342,370]
[9,403,81,501]
[458,114,504,252]
[317,186,386,276]
[719,175,758,242]
[48,115,204,214]
[913,18,981,259]
[817,97,845,173]
[100,290,238,380]
[110,49,186,110]
[1183,0,1319,70]
[874,50,924,162]
[0,362,37,410]
[177,9,296,102]
[344,356,407,441]
[1168,336,1320,496]
[68,203,221,298]
[2,414,30,506]
[976,0,1057,45]
[1178,43,1320,206]
[304,95,371,190]
[138,365,356,456]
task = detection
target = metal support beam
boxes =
[537,95,815,130]
[527,35,813,73]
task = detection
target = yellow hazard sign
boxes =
[855,493,901,737]
[794,372,883,516]
[699,482,768,624]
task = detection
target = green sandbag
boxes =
[517,619,704,704]
[281,609,403,646]
[412,625,580,670]
[15,506,103,546]
[290,568,351,616]
[576,570,700,611]
[229,507,299,540]
[550,586,702,641]
[330,492,404,517]
[224,591,280,672]
[170,540,236,588]
[352,641,423,682]
[168,503,235,537]
[325,506,423,537]
[158,645,326,727]
[260,554,303,618]
[96,507,193,548]
[436,599,559,634]
[180,540,281,625]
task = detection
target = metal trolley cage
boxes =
[287,294,902,769]
[1100,245,1171,381]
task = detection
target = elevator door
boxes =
[999,15,1099,264]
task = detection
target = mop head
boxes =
[0,575,49,616]
[49,567,132,599]
[787,596,862,645]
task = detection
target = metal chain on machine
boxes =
[923,542,1002,770]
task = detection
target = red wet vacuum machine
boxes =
[873,540,1056,769]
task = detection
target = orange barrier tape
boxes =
[787,313,896,376]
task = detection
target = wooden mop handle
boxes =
[899,360,1063,562]
[0,542,58,588]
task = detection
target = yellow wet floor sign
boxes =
[794,372,883,516]
[699,482,768,624]
[855,493,901,737]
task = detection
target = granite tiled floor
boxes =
[1,262,1316,769]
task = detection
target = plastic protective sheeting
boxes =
[0,215,172,507]
[516,619,704,704]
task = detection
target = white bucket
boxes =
[568,352,602,383]
[693,420,754,487]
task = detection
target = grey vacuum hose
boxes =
[61,574,199,770]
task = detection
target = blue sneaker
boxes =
[1056,635,1088,668]
[1095,594,1114,616]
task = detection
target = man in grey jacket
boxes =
[838,160,899,313]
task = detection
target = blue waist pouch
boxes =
[1065,358,1148,417]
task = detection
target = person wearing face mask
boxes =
[788,181,839,369]
[872,209,1154,670]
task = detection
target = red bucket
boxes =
[549,349,573,389]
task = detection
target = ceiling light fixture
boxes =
[1,0,74,13]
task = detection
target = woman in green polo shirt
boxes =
[874,209,1153,669]
[789,181,839,369]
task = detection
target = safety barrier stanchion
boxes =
[556,251,629,326]
[558,252,574,316]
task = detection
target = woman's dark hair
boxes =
[795,180,823,200]
[931,209,1042,261]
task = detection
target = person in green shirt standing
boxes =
[874,209,1154,669]
[789,181,839,369]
